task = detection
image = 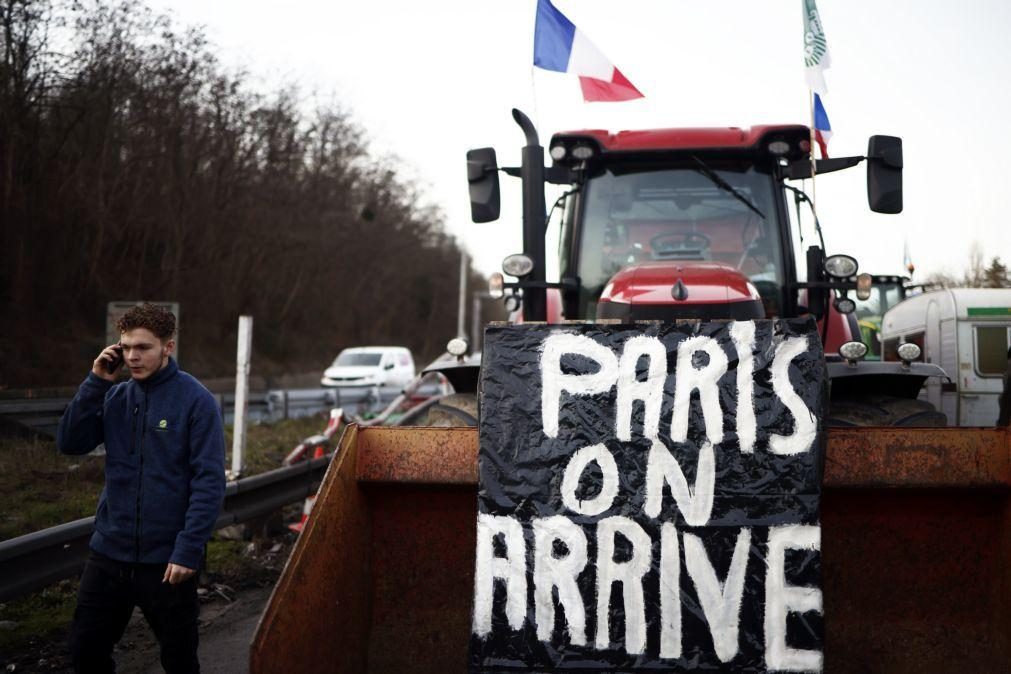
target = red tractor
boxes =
[251,112,1011,674]
[462,109,945,426]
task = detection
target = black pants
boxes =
[69,551,200,674]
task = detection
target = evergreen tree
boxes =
[983,256,1010,288]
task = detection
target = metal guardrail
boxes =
[0,384,438,438]
[260,386,406,422]
[0,454,332,603]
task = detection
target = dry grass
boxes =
[0,435,104,541]
[225,415,331,476]
[0,414,331,658]
[0,414,328,542]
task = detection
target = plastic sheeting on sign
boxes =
[470,320,827,672]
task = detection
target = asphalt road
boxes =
[112,586,273,674]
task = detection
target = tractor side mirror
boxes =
[867,135,903,214]
[467,147,501,223]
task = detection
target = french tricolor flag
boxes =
[813,93,832,158]
[533,0,643,103]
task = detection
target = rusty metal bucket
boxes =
[250,426,1010,673]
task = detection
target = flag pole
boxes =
[808,90,817,210]
[530,66,541,138]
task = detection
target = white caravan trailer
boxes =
[880,288,1011,426]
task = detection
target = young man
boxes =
[57,304,226,673]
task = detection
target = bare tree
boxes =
[921,244,1009,291]
[0,0,477,387]
[962,241,986,288]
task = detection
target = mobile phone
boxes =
[104,344,124,374]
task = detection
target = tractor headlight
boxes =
[834,297,856,314]
[502,253,534,277]
[767,140,791,155]
[446,337,469,357]
[825,254,859,278]
[839,341,868,363]
[897,342,921,363]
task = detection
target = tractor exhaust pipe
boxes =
[512,108,547,322]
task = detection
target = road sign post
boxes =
[230,315,253,479]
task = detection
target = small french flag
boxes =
[533,0,643,103]
[813,93,832,158]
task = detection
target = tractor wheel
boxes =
[827,395,947,427]
[425,393,479,427]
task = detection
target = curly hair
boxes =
[116,303,177,340]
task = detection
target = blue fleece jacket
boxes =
[57,358,225,569]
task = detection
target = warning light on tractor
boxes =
[856,273,873,300]
[488,272,505,299]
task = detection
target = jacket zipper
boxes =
[135,388,148,562]
[130,405,139,454]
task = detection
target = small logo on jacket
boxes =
[157,419,168,431]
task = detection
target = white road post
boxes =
[471,292,482,353]
[458,250,468,339]
[231,315,253,479]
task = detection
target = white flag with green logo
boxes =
[803,0,831,94]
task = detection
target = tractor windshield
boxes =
[563,164,786,317]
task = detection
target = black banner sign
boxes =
[470,320,827,672]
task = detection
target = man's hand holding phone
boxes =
[93,343,124,381]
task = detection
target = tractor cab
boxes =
[554,143,792,323]
[469,113,902,354]
[463,109,946,425]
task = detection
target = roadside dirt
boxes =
[113,585,274,674]
[2,537,294,673]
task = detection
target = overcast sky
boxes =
[148,0,1011,280]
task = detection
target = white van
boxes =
[320,346,416,389]
[880,288,1011,426]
